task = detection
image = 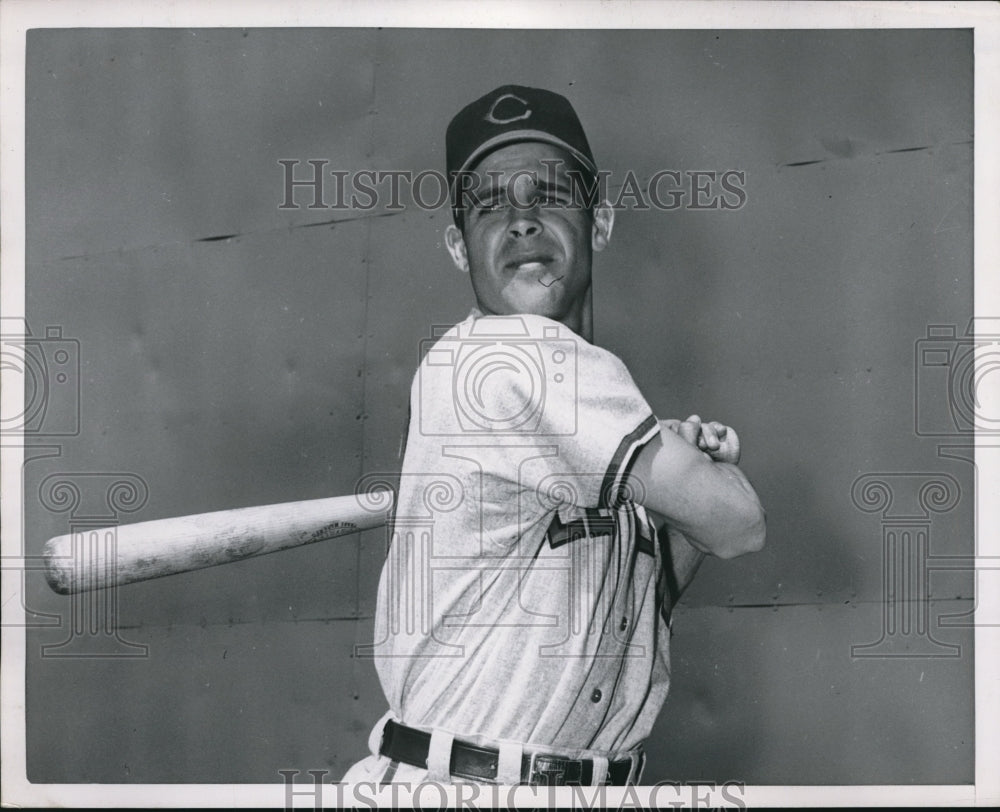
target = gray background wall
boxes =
[22,28,974,784]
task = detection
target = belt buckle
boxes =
[528,751,557,786]
[526,750,543,785]
[528,752,573,786]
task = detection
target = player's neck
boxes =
[558,289,594,342]
[472,299,594,342]
[559,309,593,342]
[580,286,594,342]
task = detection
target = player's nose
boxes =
[507,207,543,239]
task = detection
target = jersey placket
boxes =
[551,502,647,746]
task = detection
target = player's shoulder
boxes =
[414,310,633,381]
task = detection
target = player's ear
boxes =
[591,200,614,252]
[445,224,470,273]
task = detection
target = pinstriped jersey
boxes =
[371,312,670,756]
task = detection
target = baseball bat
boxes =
[43,491,394,594]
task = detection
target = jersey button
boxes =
[591,688,603,703]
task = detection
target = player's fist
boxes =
[663,415,741,465]
[696,418,741,465]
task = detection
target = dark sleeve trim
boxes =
[546,508,617,550]
[598,413,659,509]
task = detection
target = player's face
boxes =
[445,142,613,336]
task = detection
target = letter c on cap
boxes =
[485,93,532,125]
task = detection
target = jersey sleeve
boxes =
[500,315,660,511]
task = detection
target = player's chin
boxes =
[505,290,568,320]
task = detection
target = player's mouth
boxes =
[505,254,556,273]
[505,257,564,287]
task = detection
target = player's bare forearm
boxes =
[629,423,766,559]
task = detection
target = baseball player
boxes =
[343,85,766,787]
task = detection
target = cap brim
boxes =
[451,128,597,189]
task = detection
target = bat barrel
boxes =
[42,492,394,594]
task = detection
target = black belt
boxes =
[378,719,641,786]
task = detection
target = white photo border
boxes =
[2,1,997,807]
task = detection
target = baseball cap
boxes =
[446,85,597,214]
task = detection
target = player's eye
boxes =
[537,187,573,207]
[474,195,509,215]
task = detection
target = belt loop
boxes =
[497,741,523,785]
[525,750,539,785]
[368,710,395,757]
[590,755,609,786]
[627,750,646,785]
[426,728,455,782]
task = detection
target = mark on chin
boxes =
[538,274,564,288]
